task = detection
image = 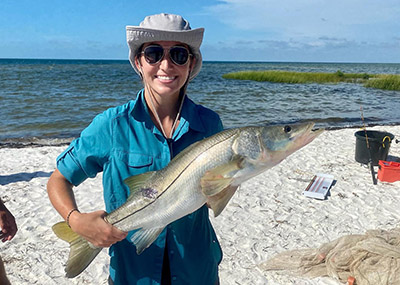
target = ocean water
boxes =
[1,58,400,146]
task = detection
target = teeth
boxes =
[157,76,175,80]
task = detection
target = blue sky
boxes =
[1,0,400,63]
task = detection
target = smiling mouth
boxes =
[156,75,176,81]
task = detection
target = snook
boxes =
[52,122,323,278]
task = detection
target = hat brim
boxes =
[126,26,204,81]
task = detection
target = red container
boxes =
[378,160,400,183]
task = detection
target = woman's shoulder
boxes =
[185,97,223,133]
[94,100,136,123]
[103,100,135,117]
[187,97,220,120]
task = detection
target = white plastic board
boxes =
[303,173,334,200]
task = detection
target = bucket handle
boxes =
[382,136,391,148]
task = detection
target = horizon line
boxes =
[1,57,400,65]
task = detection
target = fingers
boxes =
[71,210,127,248]
[0,230,7,242]
[102,215,128,241]
[98,219,128,247]
[0,225,17,242]
[92,225,128,248]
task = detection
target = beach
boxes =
[1,125,400,285]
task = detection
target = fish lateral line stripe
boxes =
[110,132,238,226]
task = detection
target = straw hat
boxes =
[126,13,204,81]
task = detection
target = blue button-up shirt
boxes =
[56,89,223,284]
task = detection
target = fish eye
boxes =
[283,125,292,133]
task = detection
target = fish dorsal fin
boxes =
[200,155,245,197]
[207,185,239,217]
[124,171,157,202]
[131,227,165,255]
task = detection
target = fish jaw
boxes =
[292,123,324,150]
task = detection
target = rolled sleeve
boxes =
[57,144,91,186]
[57,112,112,186]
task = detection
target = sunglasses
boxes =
[141,45,191,66]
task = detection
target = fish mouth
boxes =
[311,127,324,136]
[302,123,324,144]
[287,122,324,148]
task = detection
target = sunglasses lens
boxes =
[143,45,190,65]
[143,46,164,64]
[169,47,189,65]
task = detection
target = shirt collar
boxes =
[130,89,155,131]
[180,96,206,133]
[130,88,206,135]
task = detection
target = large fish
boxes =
[52,122,323,278]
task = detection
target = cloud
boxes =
[201,0,400,62]
[202,36,400,63]
[205,0,400,43]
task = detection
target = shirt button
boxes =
[172,276,177,281]
[170,250,174,255]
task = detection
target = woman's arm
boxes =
[47,169,127,247]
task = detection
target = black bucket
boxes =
[355,130,394,166]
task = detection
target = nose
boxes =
[159,52,173,69]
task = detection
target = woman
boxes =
[47,13,223,284]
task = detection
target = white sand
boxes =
[1,126,400,285]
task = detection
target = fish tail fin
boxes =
[52,221,102,278]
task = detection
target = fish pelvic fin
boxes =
[131,227,165,255]
[52,222,102,278]
[207,185,239,217]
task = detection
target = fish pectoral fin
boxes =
[52,222,102,278]
[201,176,233,197]
[131,227,165,255]
[200,157,244,196]
[207,185,239,217]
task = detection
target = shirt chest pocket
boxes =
[115,151,154,177]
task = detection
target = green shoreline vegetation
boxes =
[222,70,400,91]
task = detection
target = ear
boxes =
[135,56,142,70]
[135,56,144,79]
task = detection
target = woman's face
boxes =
[135,41,195,98]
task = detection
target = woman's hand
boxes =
[47,169,127,248]
[68,210,127,248]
